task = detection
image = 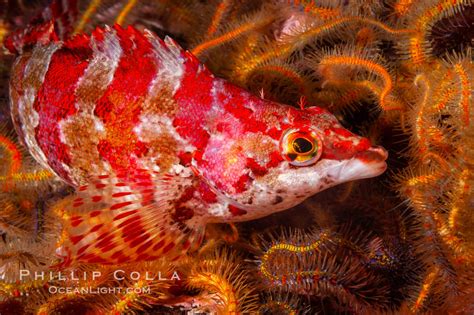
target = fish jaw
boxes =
[338,145,388,181]
[213,145,387,220]
[276,146,388,191]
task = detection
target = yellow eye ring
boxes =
[280,128,323,166]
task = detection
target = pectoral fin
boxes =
[56,169,205,266]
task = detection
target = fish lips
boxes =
[339,146,388,181]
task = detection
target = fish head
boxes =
[194,100,388,216]
[253,105,388,210]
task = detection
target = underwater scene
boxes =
[0,0,473,314]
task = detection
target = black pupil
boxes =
[292,137,313,154]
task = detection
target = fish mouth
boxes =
[353,145,388,176]
[336,146,388,182]
[354,146,388,164]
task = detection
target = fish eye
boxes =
[280,128,323,166]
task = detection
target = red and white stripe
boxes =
[14,43,63,173]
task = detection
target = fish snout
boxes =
[355,145,388,164]
[353,145,388,176]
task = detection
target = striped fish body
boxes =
[10,25,200,186]
[9,25,224,264]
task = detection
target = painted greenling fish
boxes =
[6,1,388,266]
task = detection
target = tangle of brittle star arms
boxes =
[257,229,392,311]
